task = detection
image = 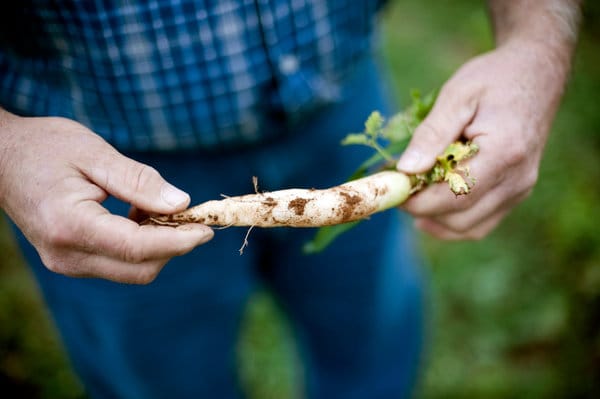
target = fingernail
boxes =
[397,149,423,172]
[161,183,189,208]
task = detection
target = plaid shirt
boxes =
[0,1,386,151]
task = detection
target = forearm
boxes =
[488,0,581,77]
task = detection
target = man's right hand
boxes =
[0,110,213,284]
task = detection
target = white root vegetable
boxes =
[145,171,411,227]
[144,141,478,232]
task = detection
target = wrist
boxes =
[490,0,581,83]
[496,39,574,101]
[489,0,581,46]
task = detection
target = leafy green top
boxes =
[303,90,478,254]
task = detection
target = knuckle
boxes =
[40,251,76,276]
[439,217,487,241]
[522,169,539,191]
[134,266,161,285]
[44,224,74,247]
[508,168,539,203]
[42,215,77,248]
[449,220,472,235]
[37,198,82,248]
[418,120,446,144]
[118,240,146,264]
[505,142,528,166]
[128,164,160,195]
[440,214,477,236]
[40,252,64,274]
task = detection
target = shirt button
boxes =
[278,54,299,75]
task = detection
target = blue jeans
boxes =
[12,58,425,399]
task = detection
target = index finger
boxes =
[75,201,214,263]
[397,82,478,174]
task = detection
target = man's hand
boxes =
[397,41,569,240]
[0,112,213,284]
[396,0,580,241]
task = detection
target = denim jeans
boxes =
[12,57,425,399]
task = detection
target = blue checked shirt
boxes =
[0,1,386,151]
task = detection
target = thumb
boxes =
[83,149,190,214]
[397,86,477,174]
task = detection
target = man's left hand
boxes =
[397,41,567,240]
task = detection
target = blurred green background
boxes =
[1,0,599,398]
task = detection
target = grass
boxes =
[1,0,600,397]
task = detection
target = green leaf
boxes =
[380,114,413,142]
[302,221,362,254]
[364,111,384,138]
[341,133,370,146]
